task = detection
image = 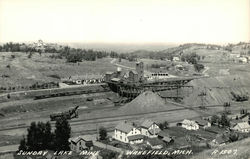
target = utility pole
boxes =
[198,87,207,109]
[96,123,99,141]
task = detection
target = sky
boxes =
[0,0,249,44]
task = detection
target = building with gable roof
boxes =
[113,121,142,144]
[195,118,211,129]
[140,119,161,138]
[181,119,199,130]
[69,135,94,152]
[232,122,250,133]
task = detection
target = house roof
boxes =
[70,135,93,144]
[215,136,228,144]
[195,118,210,126]
[115,121,135,133]
[70,137,83,144]
[162,136,172,143]
[175,64,183,68]
[140,119,155,129]
[147,138,163,146]
[130,70,138,74]
[106,72,113,75]
[182,119,198,126]
[230,119,244,126]
[239,113,249,120]
[111,78,120,82]
[127,134,144,141]
[158,130,170,138]
[79,135,94,141]
[234,122,250,130]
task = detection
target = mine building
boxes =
[136,61,144,82]
[128,70,139,82]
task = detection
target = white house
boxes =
[140,120,161,138]
[195,118,211,129]
[181,119,199,130]
[232,122,250,133]
[173,57,180,61]
[113,121,142,144]
[175,64,184,70]
[69,135,94,153]
[238,57,248,64]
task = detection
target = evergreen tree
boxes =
[18,136,27,151]
[36,122,46,150]
[220,113,230,127]
[26,122,38,150]
[44,121,54,150]
[54,117,71,151]
[211,115,219,125]
[99,127,107,140]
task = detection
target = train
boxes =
[50,106,79,121]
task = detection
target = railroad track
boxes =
[0,104,226,133]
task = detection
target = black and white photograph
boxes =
[0,0,250,158]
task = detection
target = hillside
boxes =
[191,137,250,159]
[0,52,115,87]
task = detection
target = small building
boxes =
[238,57,248,63]
[195,118,211,129]
[127,134,144,144]
[181,119,199,130]
[140,119,161,138]
[111,78,121,83]
[175,64,184,70]
[240,114,249,122]
[105,72,114,82]
[146,138,164,149]
[69,135,94,153]
[173,57,180,61]
[232,122,250,133]
[113,121,141,144]
[158,131,174,144]
[210,136,229,146]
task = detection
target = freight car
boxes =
[50,106,79,121]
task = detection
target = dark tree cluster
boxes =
[180,52,200,64]
[194,63,205,72]
[211,113,230,127]
[159,121,169,130]
[231,91,249,102]
[19,118,71,151]
[58,47,110,63]
[151,64,167,69]
[99,127,107,140]
[0,42,111,62]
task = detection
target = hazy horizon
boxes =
[0,0,249,44]
[1,40,250,52]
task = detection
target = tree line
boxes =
[19,117,71,151]
[0,42,112,62]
